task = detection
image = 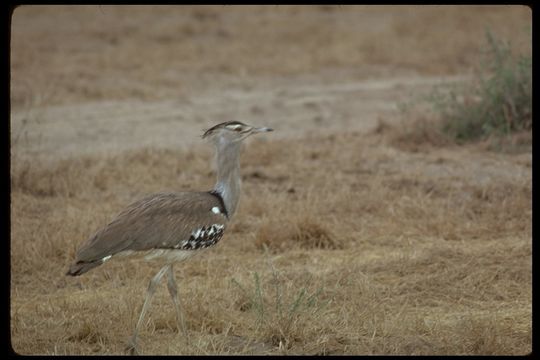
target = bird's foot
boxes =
[178,323,190,345]
[125,336,140,356]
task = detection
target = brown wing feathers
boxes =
[67,192,228,276]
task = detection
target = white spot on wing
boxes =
[212,207,221,214]
[102,255,112,262]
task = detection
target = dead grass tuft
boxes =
[67,322,107,345]
[387,110,532,155]
[477,130,533,154]
[255,216,340,252]
[377,116,453,153]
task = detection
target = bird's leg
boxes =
[126,265,169,355]
[166,264,189,343]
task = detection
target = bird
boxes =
[66,120,273,354]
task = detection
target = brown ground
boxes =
[10,5,532,355]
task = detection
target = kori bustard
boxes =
[66,121,273,354]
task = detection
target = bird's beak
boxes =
[252,126,274,133]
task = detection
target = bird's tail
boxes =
[66,260,102,276]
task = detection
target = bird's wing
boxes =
[74,192,228,263]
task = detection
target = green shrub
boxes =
[428,31,531,143]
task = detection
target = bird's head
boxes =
[202,121,273,144]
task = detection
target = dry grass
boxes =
[11,131,531,355]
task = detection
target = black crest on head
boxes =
[202,121,247,138]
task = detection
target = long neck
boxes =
[213,140,242,218]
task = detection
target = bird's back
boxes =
[67,191,228,276]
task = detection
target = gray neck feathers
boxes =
[213,139,242,218]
